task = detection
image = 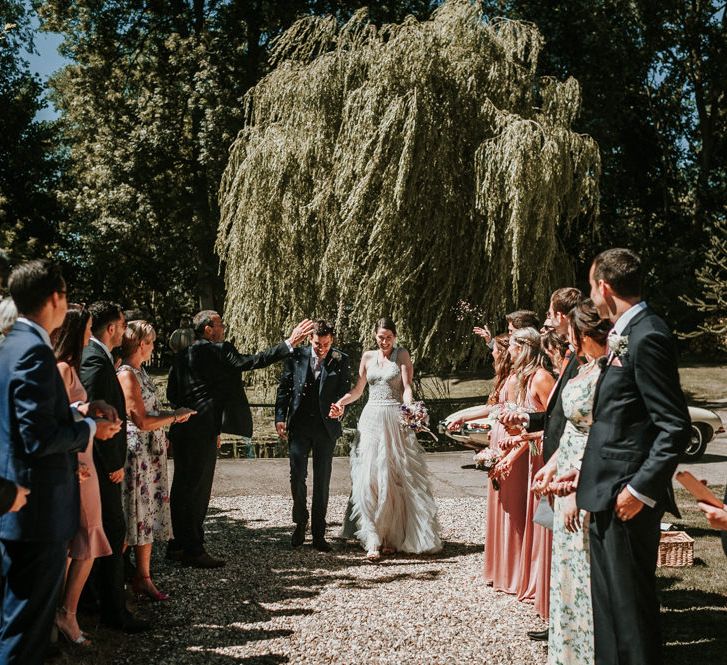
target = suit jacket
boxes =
[79,340,127,474]
[0,321,88,541]
[168,339,292,440]
[275,346,351,441]
[527,352,580,462]
[0,477,16,514]
[577,306,689,515]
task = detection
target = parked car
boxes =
[440,405,724,461]
[685,406,724,460]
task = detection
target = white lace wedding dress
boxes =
[346,348,442,554]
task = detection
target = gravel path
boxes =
[68,495,547,665]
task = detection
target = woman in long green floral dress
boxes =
[534,299,609,665]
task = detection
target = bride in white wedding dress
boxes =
[330,318,442,561]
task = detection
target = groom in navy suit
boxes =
[0,261,120,664]
[276,320,350,551]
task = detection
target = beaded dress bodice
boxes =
[365,349,404,405]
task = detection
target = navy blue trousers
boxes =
[0,539,67,665]
[289,428,335,540]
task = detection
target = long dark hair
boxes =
[568,298,611,354]
[53,304,91,372]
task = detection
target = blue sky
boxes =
[24,25,68,121]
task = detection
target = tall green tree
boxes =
[0,1,64,264]
[481,0,726,327]
[38,0,432,326]
[217,1,600,370]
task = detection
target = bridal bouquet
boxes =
[473,447,502,490]
[400,402,437,441]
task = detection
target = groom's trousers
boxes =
[289,428,336,540]
[589,505,664,665]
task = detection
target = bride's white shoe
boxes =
[366,549,381,562]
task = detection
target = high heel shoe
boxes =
[132,575,170,602]
[55,608,91,647]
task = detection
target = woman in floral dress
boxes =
[118,321,195,600]
[534,299,609,665]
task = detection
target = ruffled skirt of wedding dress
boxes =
[346,400,442,554]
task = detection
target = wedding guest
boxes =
[118,321,195,600]
[573,249,689,665]
[0,296,18,338]
[534,299,609,665]
[169,316,195,353]
[166,311,314,567]
[480,328,537,593]
[500,287,582,641]
[53,304,114,646]
[506,309,540,334]
[493,328,553,603]
[81,302,149,633]
[0,261,118,663]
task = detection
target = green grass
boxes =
[659,489,727,663]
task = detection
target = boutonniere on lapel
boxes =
[608,334,629,357]
[330,350,342,362]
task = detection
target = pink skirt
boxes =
[68,440,112,560]
[483,426,530,593]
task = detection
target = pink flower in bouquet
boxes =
[399,401,437,441]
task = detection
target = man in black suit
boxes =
[275,320,351,551]
[500,287,582,641]
[562,249,689,665]
[167,311,314,567]
[80,301,149,633]
[0,261,120,662]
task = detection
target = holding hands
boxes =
[329,402,345,420]
[9,485,30,513]
[172,407,196,423]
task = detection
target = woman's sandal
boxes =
[55,607,92,647]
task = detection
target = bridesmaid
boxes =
[53,304,113,645]
[492,328,554,598]
[534,299,609,665]
[118,321,195,601]
[447,334,514,584]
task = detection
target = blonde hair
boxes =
[121,320,156,358]
[510,327,549,405]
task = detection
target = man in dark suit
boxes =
[166,311,314,567]
[80,301,149,633]
[0,261,120,663]
[275,320,351,551]
[565,249,689,665]
[500,287,582,641]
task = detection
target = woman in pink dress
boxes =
[488,328,553,594]
[53,304,113,645]
[447,334,520,590]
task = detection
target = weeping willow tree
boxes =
[217,0,600,372]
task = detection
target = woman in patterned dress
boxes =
[118,321,195,600]
[533,299,609,665]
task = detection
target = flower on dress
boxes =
[608,334,629,357]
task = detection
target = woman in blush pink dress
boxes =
[488,328,553,594]
[53,304,113,645]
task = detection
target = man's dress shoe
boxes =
[291,523,306,547]
[312,538,333,552]
[181,552,226,568]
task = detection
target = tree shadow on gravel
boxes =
[658,577,727,665]
[62,506,482,665]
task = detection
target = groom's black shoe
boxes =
[292,523,307,547]
[312,538,332,552]
[527,628,548,641]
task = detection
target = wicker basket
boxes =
[657,531,694,567]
